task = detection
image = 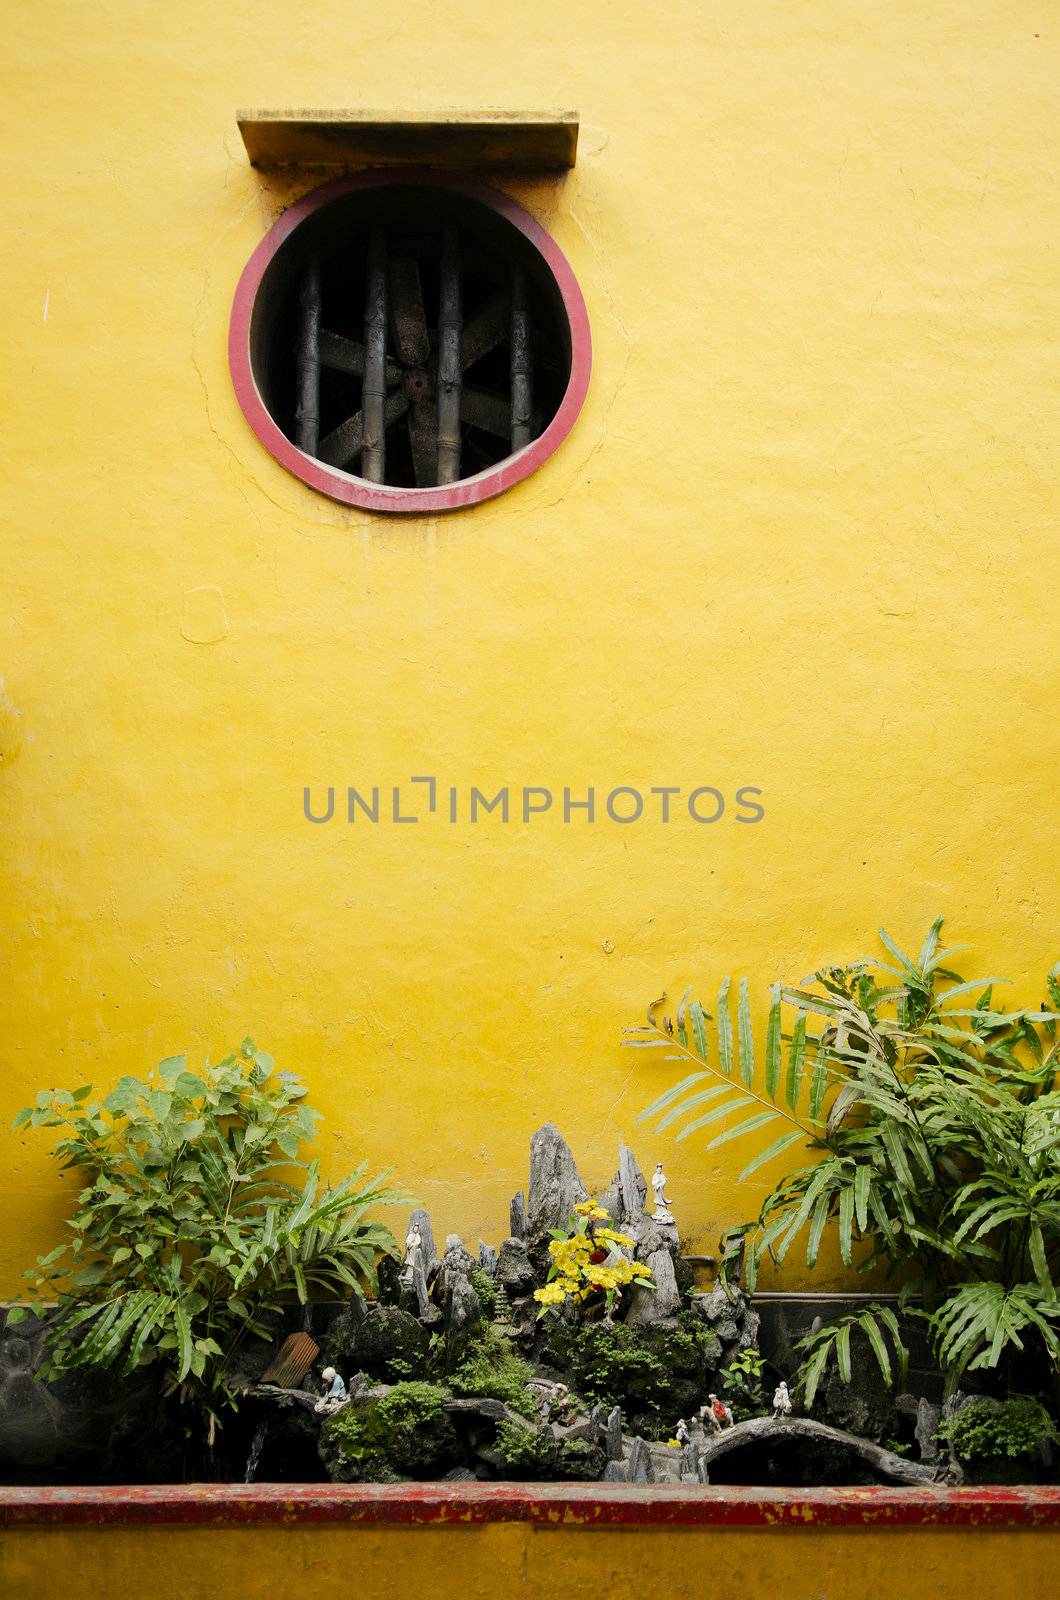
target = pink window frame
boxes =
[228,169,592,514]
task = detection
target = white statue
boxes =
[314,1366,348,1415]
[651,1162,675,1227]
[701,1393,734,1433]
[675,1418,691,1445]
[773,1381,792,1420]
[403,1224,423,1269]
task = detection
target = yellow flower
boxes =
[533,1283,567,1305]
[630,1261,653,1278]
[574,1201,595,1216]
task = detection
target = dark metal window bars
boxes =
[293,225,536,488]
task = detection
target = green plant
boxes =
[633,920,1060,1394]
[11,1041,406,1434]
[938,1397,1057,1465]
[468,1265,497,1317]
[793,1305,909,1406]
[323,1382,457,1481]
[495,1417,551,1472]
[448,1328,536,1417]
[723,1345,767,1417]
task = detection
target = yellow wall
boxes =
[2,0,1058,1292]
[3,1521,1059,1600]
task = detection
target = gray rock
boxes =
[496,1236,536,1297]
[606,1405,623,1461]
[627,1435,653,1482]
[915,1397,941,1462]
[412,1262,432,1320]
[597,1179,623,1225]
[443,1396,507,1421]
[633,1212,678,1263]
[477,1241,497,1278]
[603,1459,627,1482]
[446,1271,482,1339]
[626,1249,681,1325]
[509,1191,527,1241]
[739,1305,761,1349]
[588,1402,608,1445]
[692,1284,745,1344]
[444,1235,477,1275]
[527,1123,587,1236]
[619,1145,647,1223]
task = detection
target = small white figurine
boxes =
[701,1393,734,1433]
[773,1381,792,1420]
[403,1224,423,1269]
[675,1418,691,1445]
[651,1162,675,1227]
[314,1366,348,1415]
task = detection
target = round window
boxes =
[228,171,592,513]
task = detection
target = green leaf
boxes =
[808,1052,829,1124]
[859,1312,893,1386]
[879,927,927,988]
[739,1129,806,1182]
[854,1164,871,1233]
[806,1192,831,1269]
[737,978,754,1088]
[764,984,781,1100]
[689,1001,709,1061]
[717,978,733,1077]
[835,1320,852,1383]
[838,1185,854,1267]
[705,1110,779,1151]
[1029,1224,1053,1293]
[639,1072,709,1122]
[786,1013,807,1112]
[674,1096,754,1141]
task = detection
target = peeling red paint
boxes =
[2,1483,1059,1530]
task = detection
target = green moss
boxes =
[468,1266,497,1317]
[319,1381,459,1483]
[448,1328,536,1417]
[494,1420,605,1482]
[325,1304,429,1384]
[542,1319,719,1435]
[495,1419,550,1473]
[939,1399,1056,1467]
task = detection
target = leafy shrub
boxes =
[11,1041,405,1432]
[544,1319,717,1433]
[494,1419,605,1481]
[939,1398,1057,1465]
[495,1418,551,1473]
[723,1346,767,1418]
[634,920,1060,1394]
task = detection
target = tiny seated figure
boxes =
[675,1418,691,1445]
[701,1393,734,1433]
[773,1380,793,1420]
[314,1366,348,1415]
[651,1162,675,1228]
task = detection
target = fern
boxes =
[631,923,1060,1387]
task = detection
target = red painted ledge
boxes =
[2,1483,1060,1530]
